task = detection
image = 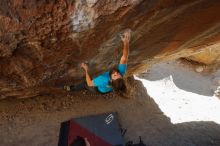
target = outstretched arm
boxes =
[80,63,94,87]
[84,138,90,146]
[120,30,131,64]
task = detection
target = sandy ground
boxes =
[1,60,220,146]
[136,60,220,124]
[137,60,220,96]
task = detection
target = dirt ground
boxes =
[1,75,220,146]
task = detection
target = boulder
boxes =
[0,0,220,98]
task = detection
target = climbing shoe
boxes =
[64,85,70,91]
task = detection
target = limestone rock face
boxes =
[186,44,220,65]
[0,0,220,98]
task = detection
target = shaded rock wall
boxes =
[0,0,220,98]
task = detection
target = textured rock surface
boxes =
[186,44,220,65]
[0,0,220,98]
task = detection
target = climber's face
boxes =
[111,70,122,81]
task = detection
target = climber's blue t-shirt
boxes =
[93,64,127,93]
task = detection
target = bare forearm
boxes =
[123,41,129,59]
[120,41,129,64]
[85,70,93,86]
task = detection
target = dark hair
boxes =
[109,67,126,93]
[109,67,121,78]
[111,78,126,93]
[71,136,86,146]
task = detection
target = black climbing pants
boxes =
[70,82,98,93]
